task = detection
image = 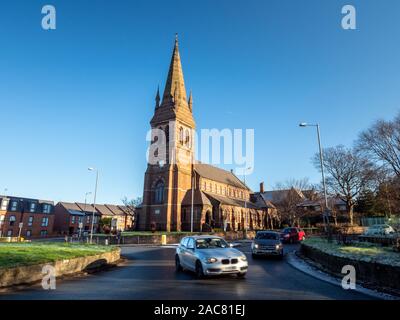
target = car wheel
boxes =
[252,253,258,259]
[279,252,284,260]
[195,261,204,279]
[175,255,182,272]
[237,272,246,278]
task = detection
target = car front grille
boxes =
[221,258,239,264]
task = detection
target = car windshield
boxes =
[256,232,279,240]
[196,238,229,249]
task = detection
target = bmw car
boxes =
[175,235,248,278]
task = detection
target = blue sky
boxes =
[0,0,399,204]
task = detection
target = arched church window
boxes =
[154,181,164,204]
[185,129,190,147]
[179,127,184,145]
[165,125,169,144]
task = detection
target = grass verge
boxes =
[0,242,116,269]
[303,237,400,267]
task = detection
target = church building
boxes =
[137,36,274,232]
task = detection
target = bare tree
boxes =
[121,196,142,230]
[273,178,311,227]
[357,113,400,177]
[314,145,376,225]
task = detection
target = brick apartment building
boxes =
[0,195,54,238]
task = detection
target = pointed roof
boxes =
[150,35,195,128]
[161,34,187,106]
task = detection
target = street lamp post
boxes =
[88,168,99,244]
[299,123,330,232]
[243,167,252,232]
[83,191,92,239]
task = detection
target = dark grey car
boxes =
[251,231,283,259]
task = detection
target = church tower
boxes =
[139,35,195,231]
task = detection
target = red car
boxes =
[280,227,306,243]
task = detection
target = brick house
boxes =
[85,204,134,232]
[54,202,133,235]
[0,196,54,238]
[54,202,101,235]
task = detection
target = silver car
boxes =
[175,235,248,278]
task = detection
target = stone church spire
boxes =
[161,34,187,107]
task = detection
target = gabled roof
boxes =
[252,193,276,209]
[203,192,260,210]
[105,204,133,217]
[181,190,212,206]
[261,188,306,203]
[194,163,250,191]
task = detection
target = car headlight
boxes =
[275,244,282,250]
[240,256,247,261]
[204,257,218,264]
[254,243,259,249]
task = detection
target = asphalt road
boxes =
[0,243,373,300]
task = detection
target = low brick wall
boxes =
[94,231,256,245]
[301,243,400,292]
[0,248,120,288]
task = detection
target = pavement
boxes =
[0,243,376,300]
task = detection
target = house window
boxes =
[71,216,75,224]
[43,204,51,214]
[28,216,34,226]
[26,230,32,237]
[9,215,16,226]
[154,181,164,204]
[40,230,48,237]
[86,215,90,223]
[203,181,206,190]
[7,230,12,236]
[1,199,8,211]
[29,203,36,213]
[93,216,98,224]
[41,217,49,227]
[10,201,18,211]
[220,186,222,194]
[241,191,243,199]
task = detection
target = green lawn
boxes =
[0,242,116,269]
[304,237,400,267]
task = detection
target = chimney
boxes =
[260,182,264,193]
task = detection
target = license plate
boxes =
[225,266,236,270]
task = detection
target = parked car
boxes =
[251,231,283,259]
[280,227,306,243]
[175,235,248,278]
[364,224,395,236]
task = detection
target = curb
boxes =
[286,251,399,300]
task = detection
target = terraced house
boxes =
[138,37,273,232]
[54,202,134,235]
[0,195,54,238]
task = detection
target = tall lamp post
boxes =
[299,123,330,232]
[243,166,252,232]
[88,167,99,244]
